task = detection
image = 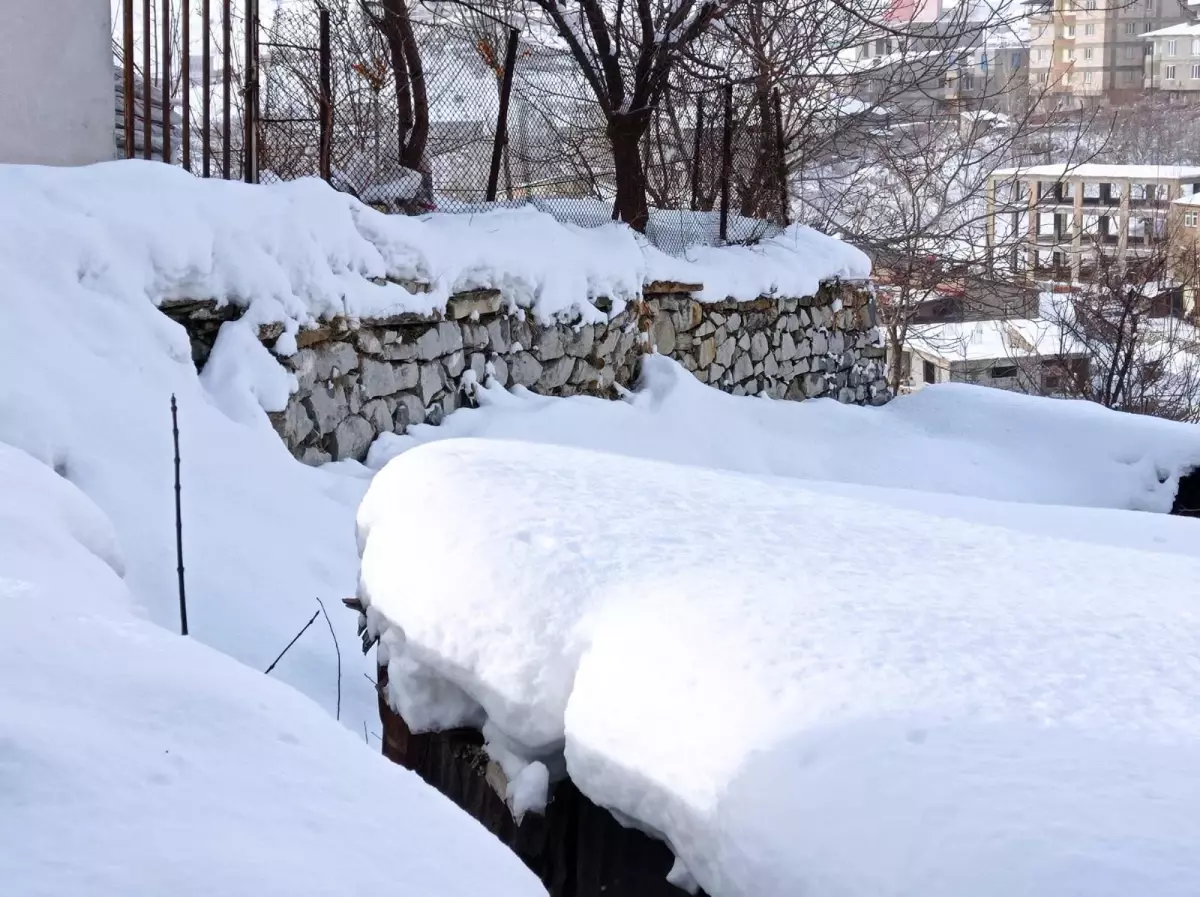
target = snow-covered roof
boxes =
[907,318,1081,361]
[1144,22,1200,38]
[993,164,1200,181]
[358,356,1200,897]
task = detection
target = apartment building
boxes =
[986,163,1200,279]
[1145,22,1200,95]
[1026,0,1191,107]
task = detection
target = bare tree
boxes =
[361,0,431,174]
[522,0,730,232]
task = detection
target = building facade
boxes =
[1144,22,1200,95]
[987,163,1200,279]
[0,0,113,166]
[1026,0,1191,107]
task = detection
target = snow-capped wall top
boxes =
[0,161,869,335]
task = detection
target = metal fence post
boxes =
[772,87,789,227]
[123,0,135,158]
[163,0,172,164]
[719,83,733,243]
[143,0,152,160]
[690,94,703,211]
[319,7,332,182]
[486,28,520,203]
[244,0,258,183]
[202,0,211,176]
[222,0,231,178]
[182,0,190,171]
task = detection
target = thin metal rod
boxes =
[143,0,152,159]
[264,610,319,674]
[690,94,703,211]
[162,0,172,164]
[486,29,520,203]
[719,83,733,243]
[171,395,188,637]
[182,0,190,171]
[123,0,135,158]
[202,0,211,176]
[222,0,231,178]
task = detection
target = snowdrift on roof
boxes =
[358,435,1200,897]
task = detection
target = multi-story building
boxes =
[986,163,1200,279]
[1026,0,1191,107]
[1144,22,1200,95]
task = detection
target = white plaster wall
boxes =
[0,0,114,166]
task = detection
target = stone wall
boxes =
[166,279,887,464]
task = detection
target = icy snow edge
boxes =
[1,160,870,338]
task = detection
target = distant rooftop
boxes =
[993,164,1200,181]
[1144,22,1200,38]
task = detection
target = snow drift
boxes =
[358,435,1200,897]
[0,440,544,897]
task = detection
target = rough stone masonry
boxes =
[164,279,889,464]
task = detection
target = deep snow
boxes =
[0,441,545,897]
[359,435,1200,897]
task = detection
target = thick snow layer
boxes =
[0,161,867,332]
[358,436,1200,897]
[0,440,544,897]
[370,355,1200,516]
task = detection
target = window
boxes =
[1193,63,1200,79]
[1168,39,1178,56]
[1012,52,1022,67]
[1121,69,1134,83]
[1193,38,1200,55]
[1085,0,1096,8]
[1084,23,1096,35]
[1126,45,1140,59]
[923,360,937,384]
[1034,48,1043,62]
[962,73,976,90]
[1126,22,1137,35]
[1065,25,1076,38]
[990,364,1019,380]
[1167,64,1178,80]
[1062,48,1074,62]
[1186,211,1198,227]
[1084,47,1094,60]
[1144,22,1154,33]
[1084,70,1094,83]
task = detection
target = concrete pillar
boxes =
[1071,178,1084,281]
[0,0,114,165]
[1027,179,1039,274]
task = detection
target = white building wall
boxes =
[0,0,113,166]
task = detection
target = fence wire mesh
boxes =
[119,0,791,256]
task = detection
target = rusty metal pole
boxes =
[143,0,153,159]
[202,0,211,176]
[123,0,135,158]
[319,8,332,182]
[162,0,172,164]
[243,0,258,183]
[222,0,232,178]
[719,83,733,243]
[689,93,703,211]
[772,88,789,227]
[182,0,190,171]
[485,29,520,203]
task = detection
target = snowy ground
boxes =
[359,358,1200,897]
[7,159,1200,895]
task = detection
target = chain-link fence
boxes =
[119,0,791,255]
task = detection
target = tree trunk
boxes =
[608,112,652,233]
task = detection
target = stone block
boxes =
[332,415,374,460]
[446,289,502,320]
